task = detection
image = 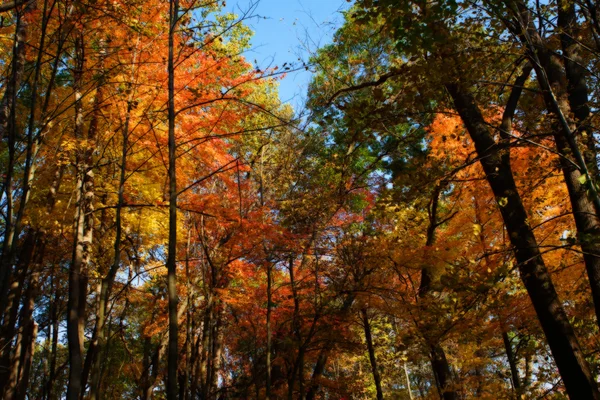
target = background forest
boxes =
[0,0,600,398]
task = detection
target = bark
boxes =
[403,362,414,400]
[266,263,272,399]
[88,71,131,400]
[44,271,61,400]
[0,0,33,13]
[67,32,94,400]
[13,272,39,400]
[418,183,458,400]
[524,352,533,388]
[502,331,521,392]
[0,0,34,325]
[39,166,65,400]
[557,0,597,178]
[0,235,32,396]
[200,295,213,399]
[0,8,55,387]
[429,344,455,400]
[361,308,384,400]
[288,256,305,400]
[140,307,161,400]
[15,322,37,400]
[167,0,180,397]
[305,345,329,400]
[5,327,23,398]
[183,230,192,400]
[508,1,600,331]
[446,81,600,399]
[209,306,225,399]
[305,294,355,400]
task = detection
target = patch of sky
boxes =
[226,0,350,110]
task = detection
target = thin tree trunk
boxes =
[0,0,35,333]
[502,330,521,393]
[184,230,192,400]
[167,0,180,397]
[266,263,272,399]
[0,241,31,396]
[88,69,132,400]
[67,31,95,400]
[418,183,458,400]
[288,255,305,400]
[209,304,224,400]
[404,362,414,400]
[200,295,213,399]
[45,273,61,400]
[361,308,384,400]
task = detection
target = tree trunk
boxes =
[306,294,354,400]
[505,0,600,330]
[200,295,213,399]
[542,18,600,331]
[446,81,600,399]
[418,183,458,400]
[557,0,597,179]
[361,308,384,400]
[67,32,95,400]
[266,263,272,399]
[15,321,37,400]
[209,304,224,399]
[0,0,35,333]
[167,0,180,397]
[502,330,521,393]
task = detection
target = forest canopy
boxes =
[0,0,600,399]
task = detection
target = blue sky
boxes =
[227,0,350,109]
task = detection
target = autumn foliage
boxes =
[1,0,600,399]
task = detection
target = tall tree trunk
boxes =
[418,183,458,400]
[403,362,414,400]
[361,308,384,400]
[183,230,192,400]
[266,263,272,399]
[512,4,600,331]
[445,81,600,399]
[167,0,180,397]
[45,264,61,400]
[209,303,224,400]
[288,255,306,400]
[88,71,133,400]
[0,237,32,396]
[0,0,35,329]
[15,321,37,400]
[305,294,354,400]
[40,165,65,400]
[200,294,213,399]
[67,31,95,400]
[557,0,597,179]
[540,3,600,330]
[5,327,24,398]
[13,271,39,399]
